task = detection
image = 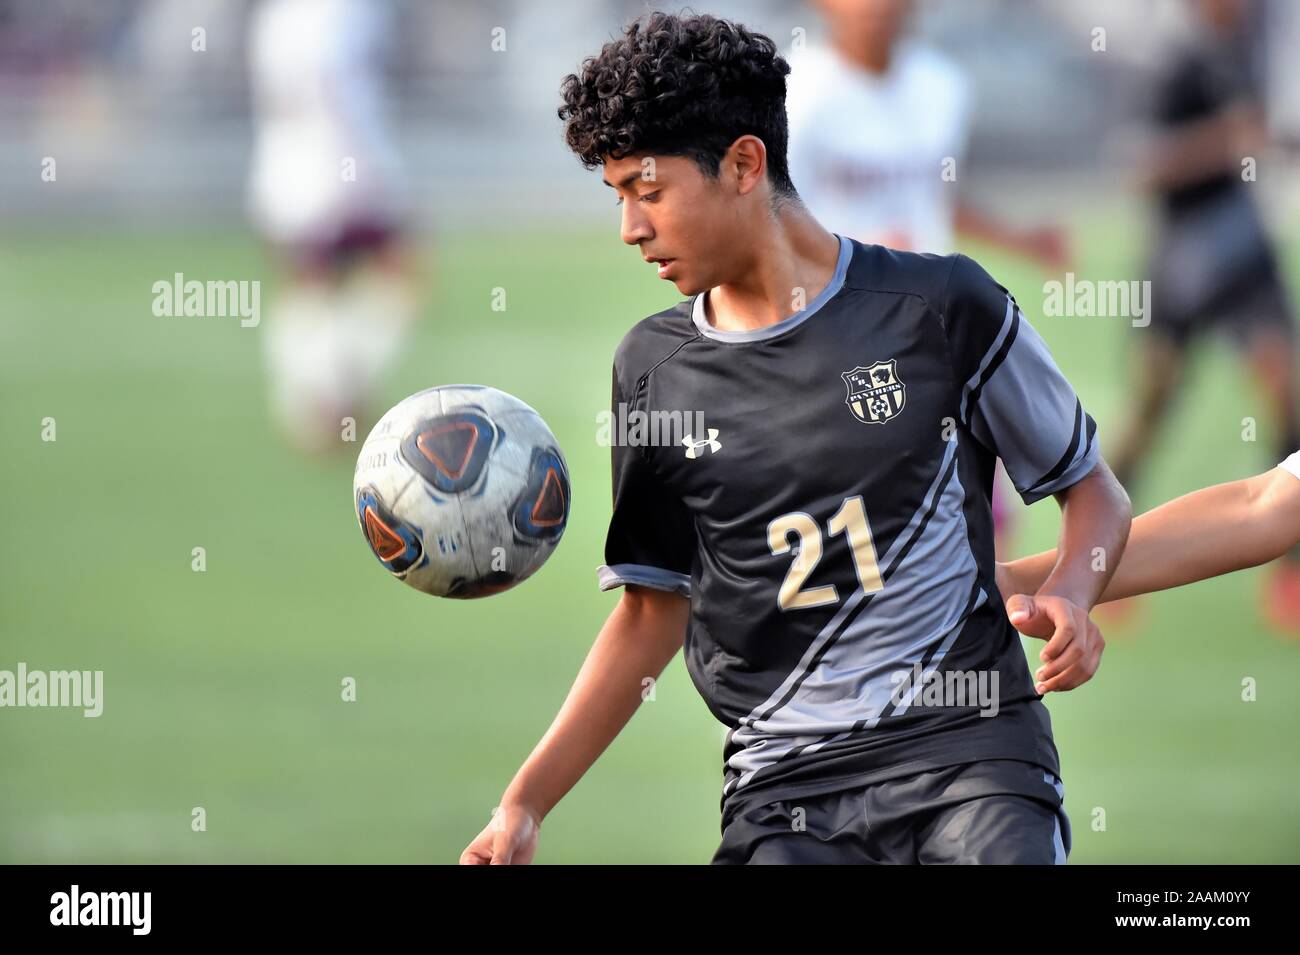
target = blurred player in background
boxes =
[1105,0,1300,627]
[248,0,418,454]
[785,0,1068,554]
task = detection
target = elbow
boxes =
[1244,477,1294,566]
[1096,459,1133,537]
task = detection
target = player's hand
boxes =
[1023,225,1069,273]
[458,802,541,865]
[1003,593,1105,694]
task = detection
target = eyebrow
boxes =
[601,170,646,190]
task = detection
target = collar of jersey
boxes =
[691,233,852,343]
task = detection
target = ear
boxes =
[727,135,769,196]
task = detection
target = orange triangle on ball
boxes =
[364,506,406,561]
[530,467,567,526]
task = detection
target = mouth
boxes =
[644,255,677,279]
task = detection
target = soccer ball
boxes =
[353,385,571,598]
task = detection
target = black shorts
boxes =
[281,217,404,276]
[711,759,1069,865]
[1149,193,1295,349]
[1150,258,1293,349]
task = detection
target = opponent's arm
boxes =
[1000,467,1300,604]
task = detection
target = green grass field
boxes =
[2,213,1298,863]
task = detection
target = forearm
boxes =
[500,588,687,820]
[1007,470,1300,602]
[1142,105,1263,191]
[954,202,1051,262]
[1037,462,1131,610]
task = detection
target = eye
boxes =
[639,191,660,202]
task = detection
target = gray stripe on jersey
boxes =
[967,311,1098,503]
[959,293,1016,426]
[596,563,691,597]
[871,582,989,721]
[753,581,990,779]
[1045,771,1068,864]
[723,438,985,794]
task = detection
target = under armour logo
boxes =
[682,429,721,459]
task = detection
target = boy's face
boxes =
[601,151,744,296]
[816,0,911,55]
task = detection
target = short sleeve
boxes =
[1278,451,1300,481]
[596,367,696,597]
[943,254,1100,505]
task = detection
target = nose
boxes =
[620,200,653,247]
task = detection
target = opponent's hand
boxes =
[994,561,1018,601]
[1004,593,1105,694]
[459,802,541,865]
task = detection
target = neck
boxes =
[832,36,893,75]
[705,203,842,333]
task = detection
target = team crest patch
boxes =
[842,360,906,425]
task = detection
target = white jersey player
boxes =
[248,0,417,454]
[786,37,969,254]
[786,0,1065,264]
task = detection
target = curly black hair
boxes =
[557,11,797,198]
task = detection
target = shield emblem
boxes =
[842,360,906,425]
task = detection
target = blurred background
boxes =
[2,0,1298,862]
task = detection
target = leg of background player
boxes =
[263,237,419,456]
[1108,334,1188,495]
[1244,324,1300,632]
[1243,323,1300,470]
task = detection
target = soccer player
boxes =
[459,12,1130,866]
[1104,0,1300,624]
[999,452,1300,607]
[247,0,418,453]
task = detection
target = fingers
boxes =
[459,842,492,865]
[1005,593,1034,624]
[1035,622,1106,694]
[1007,594,1107,694]
[459,822,517,865]
[1005,594,1054,640]
[489,827,517,865]
[461,807,540,865]
[1035,640,1083,686]
[1038,603,1079,663]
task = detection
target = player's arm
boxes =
[1139,101,1266,192]
[954,201,1067,273]
[459,585,687,864]
[1004,460,1131,694]
[999,466,1300,604]
[942,254,1130,693]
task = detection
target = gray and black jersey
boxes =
[597,235,1099,827]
